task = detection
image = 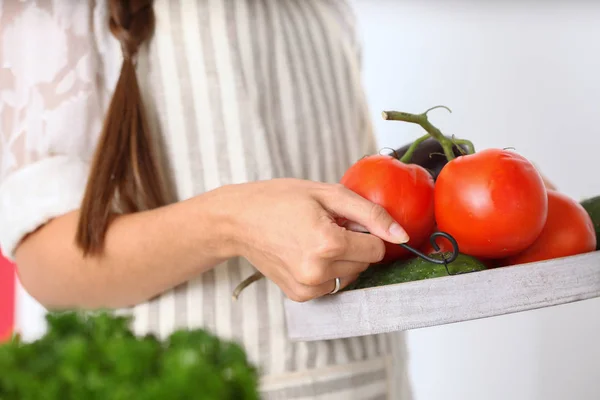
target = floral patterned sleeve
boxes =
[0,0,103,259]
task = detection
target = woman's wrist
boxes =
[186,184,245,262]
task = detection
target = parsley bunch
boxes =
[0,311,260,400]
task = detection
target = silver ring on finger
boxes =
[329,277,341,295]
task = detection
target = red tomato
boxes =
[434,148,548,259]
[503,190,596,265]
[340,155,436,262]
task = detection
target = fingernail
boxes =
[389,222,410,243]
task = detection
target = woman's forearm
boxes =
[14,188,237,310]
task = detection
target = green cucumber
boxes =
[581,195,600,250]
[344,252,487,291]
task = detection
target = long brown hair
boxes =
[75,0,169,255]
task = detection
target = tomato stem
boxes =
[381,107,475,162]
[452,139,475,155]
[399,134,431,163]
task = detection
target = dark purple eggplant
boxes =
[389,137,468,181]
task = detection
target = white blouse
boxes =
[0,1,411,398]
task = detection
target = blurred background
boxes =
[4,1,600,399]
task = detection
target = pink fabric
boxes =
[0,252,15,342]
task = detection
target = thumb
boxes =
[321,186,410,244]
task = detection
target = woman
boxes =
[0,0,413,398]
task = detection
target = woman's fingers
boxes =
[291,257,369,287]
[340,230,387,264]
[338,218,389,263]
[288,273,360,302]
[323,260,370,283]
[318,185,410,244]
[321,274,359,295]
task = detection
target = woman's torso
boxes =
[6,0,411,398]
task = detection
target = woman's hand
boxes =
[218,178,409,302]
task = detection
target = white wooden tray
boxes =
[283,251,600,342]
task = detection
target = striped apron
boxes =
[2,0,414,398]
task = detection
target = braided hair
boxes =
[75,0,169,255]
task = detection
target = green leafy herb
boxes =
[0,311,260,400]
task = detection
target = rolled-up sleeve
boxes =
[0,0,103,259]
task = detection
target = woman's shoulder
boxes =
[0,1,108,179]
[0,1,110,75]
[0,1,97,36]
[0,1,116,61]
